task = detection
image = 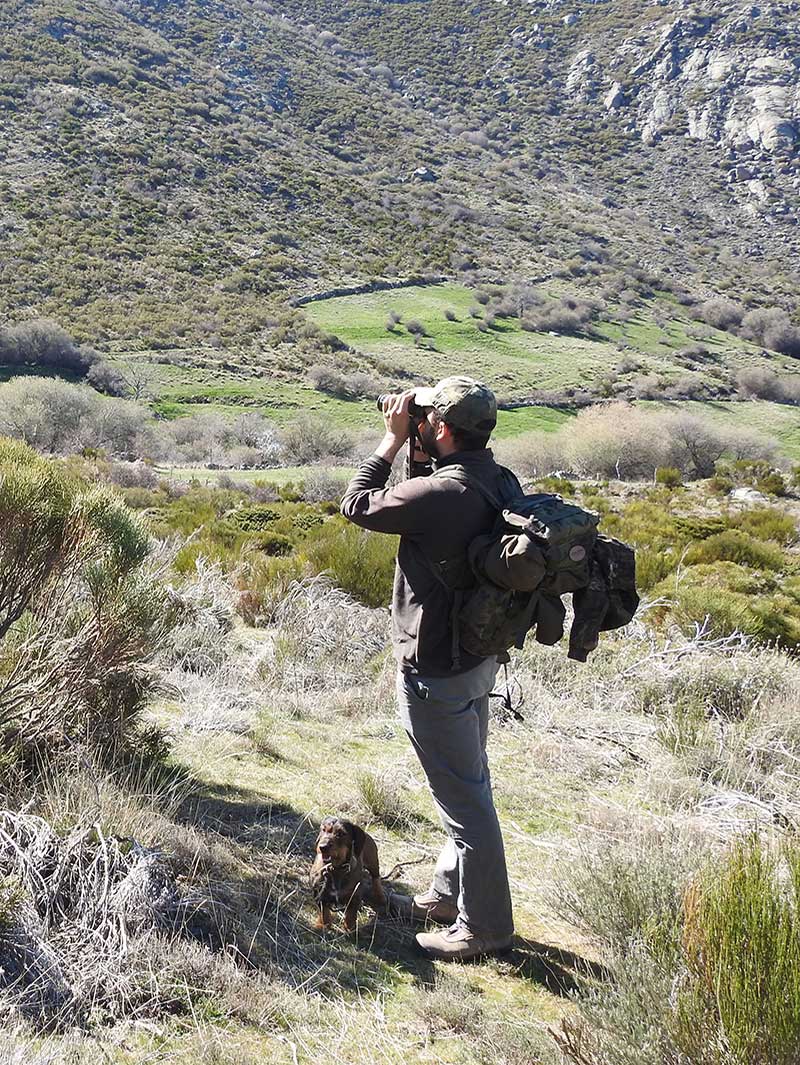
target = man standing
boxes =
[340,376,517,961]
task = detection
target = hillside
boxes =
[1,0,798,363]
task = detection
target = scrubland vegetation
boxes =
[2,398,800,1062]
[2,0,800,1056]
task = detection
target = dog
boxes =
[309,816,386,931]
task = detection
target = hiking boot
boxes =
[415,923,513,961]
[386,889,458,925]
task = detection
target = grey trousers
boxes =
[396,657,514,938]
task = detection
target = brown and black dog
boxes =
[309,817,386,931]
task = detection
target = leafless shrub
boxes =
[0,319,97,376]
[108,460,158,489]
[0,809,206,1028]
[279,415,355,466]
[161,558,237,675]
[0,378,157,459]
[269,576,389,694]
[739,307,800,356]
[494,431,566,480]
[736,367,800,403]
[301,468,349,503]
[308,364,382,400]
[699,298,745,331]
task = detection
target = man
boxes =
[340,375,518,961]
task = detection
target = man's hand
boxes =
[375,390,415,464]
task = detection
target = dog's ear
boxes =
[343,821,366,857]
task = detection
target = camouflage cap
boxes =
[414,375,497,433]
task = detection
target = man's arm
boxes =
[340,391,433,536]
[340,454,433,536]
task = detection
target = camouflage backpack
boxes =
[430,466,636,666]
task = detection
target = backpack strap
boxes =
[423,463,522,672]
[433,463,521,512]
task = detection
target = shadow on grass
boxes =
[495,937,610,996]
[175,782,607,1003]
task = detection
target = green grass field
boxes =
[305,283,778,396]
[101,283,800,459]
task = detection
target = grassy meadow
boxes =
[95,283,800,462]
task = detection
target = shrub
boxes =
[234,551,306,625]
[655,466,682,487]
[302,518,396,607]
[727,459,787,496]
[537,475,575,496]
[0,378,158,460]
[731,507,798,546]
[405,319,426,337]
[684,529,785,571]
[740,307,800,356]
[565,404,674,479]
[494,431,566,480]
[444,308,457,321]
[677,839,800,1065]
[735,367,800,403]
[231,505,280,531]
[651,562,800,648]
[279,415,354,465]
[0,318,97,375]
[556,836,800,1065]
[699,298,744,331]
[254,531,293,556]
[0,439,172,762]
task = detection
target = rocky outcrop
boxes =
[561,2,798,224]
[605,9,799,156]
[566,49,601,101]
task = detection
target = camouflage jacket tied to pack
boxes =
[431,468,639,664]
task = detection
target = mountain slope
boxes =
[0,0,798,357]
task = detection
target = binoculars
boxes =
[376,394,427,420]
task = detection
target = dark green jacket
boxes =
[341,449,517,676]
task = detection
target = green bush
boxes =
[254,531,293,556]
[676,839,800,1065]
[655,466,682,487]
[231,505,280,531]
[684,529,786,571]
[537,475,576,496]
[303,518,397,608]
[557,837,800,1065]
[0,438,172,763]
[731,507,798,547]
[729,459,787,497]
[652,562,800,648]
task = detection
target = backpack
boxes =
[430,465,638,666]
